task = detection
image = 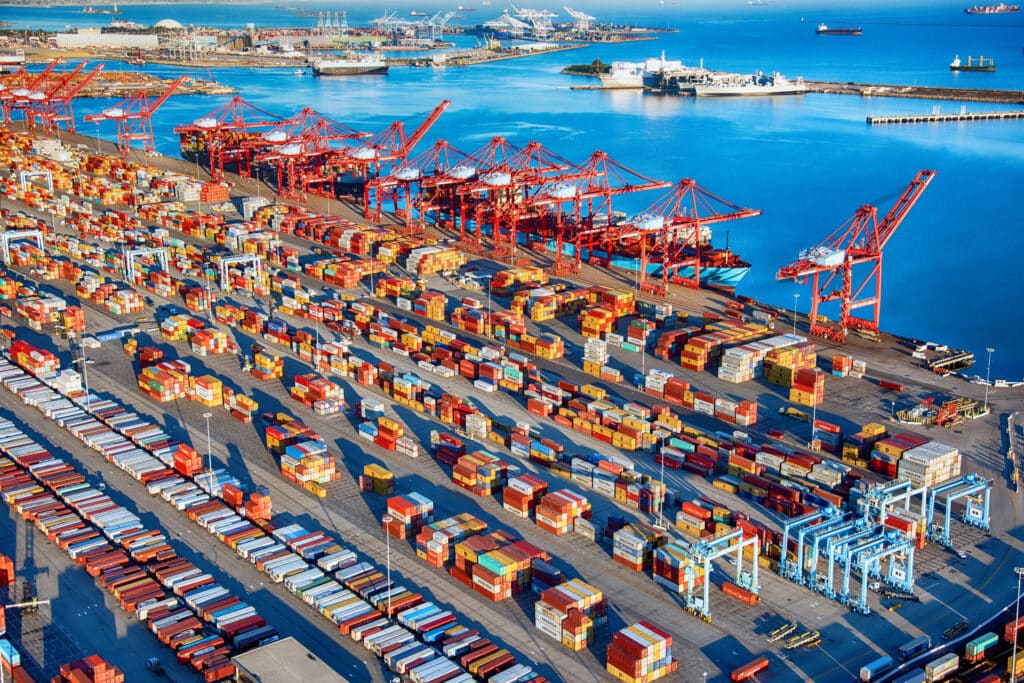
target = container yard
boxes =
[0,40,1021,683]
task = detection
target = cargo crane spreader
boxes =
[83,75,185,155]
[776,170,935,342]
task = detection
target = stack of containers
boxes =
[842,423,888,467]
[832,354,853,377]
[502,474,548,518]
[606,622,678,683]
[452,452,509,497]
[811,419,842,454]
[898,442,961,487]
[402,246,466,275]
[612,522,667,572]
[384,494,435,541]
[535,490,590,536]
[870,433,929,478]
[675,500,712,538]
[102,289,145,317]
[643,369,673,396]
[8,341,59,377]
[652,543,705,594]
[359,464,395,496]
[535,579,606,651]
[171,443,204,477]
[252,349,284,381]
[764,342,817,387]
[189,328,230,356]
[190,374,223,408]
[412,291,446,321]
[136,361,190,402]
[680,321,770,373]
[159,314,196,343]
[222,387,258,423]
[280,440,338,493]
[290,373,345,415]
[579,307,616,339]
[52,655,126,683]
[473,541,549,602]
[625,319,657,351]
[789,369,825,407]
[415,514,487,568]
[717,334,806,384]
[582,338,609,377]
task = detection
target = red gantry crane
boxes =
[83,75,186,155]
[776,169,935,342]
[173,97,285,180]
[29,61,104,133]
[0,58,63,125]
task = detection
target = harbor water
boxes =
[4,0,1023,378]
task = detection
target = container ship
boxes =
[312,54,388,76]
[815,23,862,35]
[950,55,996,71]
[964,3,1019,12]
[693,72,806,97]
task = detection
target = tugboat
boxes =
[815,23,862,35]
[949,54,996,71]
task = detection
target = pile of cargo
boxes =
[189,328,231,356]
[51,655,125,683]
[358,415,418,457]
[536,489,591,536]
[402,246,466,275]
[811,419,842,454]
[489,266,547,296]
[251,348,284,381]
[160,314,201,343]
[280,440,339,494]
[190,375,222,408]
[612,522,668,572]
[9,340,59,377]
[290,373,345,415]
[415,514,487,568]
[789,368,825,407]
[640,370,759,427]
[841,423,888,468]
[534,579,606,651]
[359,464,395,496]
[513,287,590,322]
[869,432,930,478]
[222,387,258,423]
[452,451,509,497]
[137,360,190,403]
[384,494,435,540]
[606,622,678,683]
[680,321,771,372]
[764,342,818,387]
[579,306,617,338]
[717,334,807,384]
[502,474,548,518]
[653,542,705,593]
[897,441,961,488]
[448,531,549,602]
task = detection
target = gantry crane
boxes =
[599,179,761,295]
[173,97,285,180]
[83,75,185,155]
[3,61,91,130]
[776,170,936,342]
[29,61,105,133]
[0,58,62,125]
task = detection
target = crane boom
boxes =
[775,170,935,341]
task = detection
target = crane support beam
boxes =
[1,229,44,265]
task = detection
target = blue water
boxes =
[5,1,1024,378]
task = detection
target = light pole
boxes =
[657,435,666,528]
[483,274,493,340]
[202,411,213,475]
[890,400,895,421]
[984,347,995,412]
[70,342,92,410]
[382,514,394,618]
[1012,566,1024,683]
[792,292,800,335]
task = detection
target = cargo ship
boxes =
[815,23,862,35]
[950,54,996,71]
[964,3,1019,12]
[693,71,806,97]
[312,54,388,76]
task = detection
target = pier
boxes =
[806,80,1024,104]
[867,110,1024,124]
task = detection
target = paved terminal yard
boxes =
[0,125,1021,683]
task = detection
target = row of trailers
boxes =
[171,96,763,294]
[778,475,991,615]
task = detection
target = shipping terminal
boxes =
[0,10,1021,683]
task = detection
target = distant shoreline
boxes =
[0,1,293,6]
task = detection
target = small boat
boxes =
[950,54,996,71]
[410,10,428,16]
[816,23,862,35]
[294,69,306,75]
[83,3,119,14]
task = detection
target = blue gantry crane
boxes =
[680,528,761,622]
[925,473,991,547]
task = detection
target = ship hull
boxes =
[694,85,806,97]
[313,65,388,76]
[816,29,862,35]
